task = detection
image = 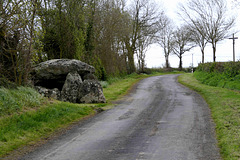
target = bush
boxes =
[137,68,153,75]
[194,61,240,91]
[197,61,240,76]
[223,62,240,78]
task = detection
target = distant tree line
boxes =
[0,0,167,85]
[158,0,236,69]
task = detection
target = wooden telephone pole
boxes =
[229,33,238,62]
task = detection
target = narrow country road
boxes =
[21,74,221,160]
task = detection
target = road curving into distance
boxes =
[21,74,221,160]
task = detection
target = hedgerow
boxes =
[194,62,240,91]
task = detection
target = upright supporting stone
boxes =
[78,80,106,103]
[61,72,82,103]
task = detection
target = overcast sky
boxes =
[145,0,240,68]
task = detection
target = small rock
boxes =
[35,86,60,99]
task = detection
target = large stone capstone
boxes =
[32,59,95,89]
[32,59,106,104]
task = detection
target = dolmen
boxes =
[32,59,106,103]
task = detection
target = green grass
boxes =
[178,73,240,160]
[0,101,95,157]
[103,73,149,102]
[0,86,97,157]
[0,87,43,116]
[194,71,240,91]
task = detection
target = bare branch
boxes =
[179,0,236,62]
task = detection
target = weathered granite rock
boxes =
[78,80,106,103]
[83,73,97,81]
[35,86,60,99]
[61,72,82,103]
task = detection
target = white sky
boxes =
[145,0,240,68]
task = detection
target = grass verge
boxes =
[0,87,43,116]
[178,73,240,160]
[194,71,240,91]
[103,73,149,102]
[0,101,95,157]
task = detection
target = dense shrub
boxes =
[197,62,240,76]
[194,61,240,90]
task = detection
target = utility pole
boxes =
[229,33,238,62]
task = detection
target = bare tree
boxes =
[173,25,195,70]
[136,11,167,72]
[179,0,236,62]
[231,0,240,7]
[136,38,147,72]
[188,24,208,63]
[136,32,152,72]
[157,17,174,68]
[125,0,164,73]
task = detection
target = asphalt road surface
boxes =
[21,74,221,160]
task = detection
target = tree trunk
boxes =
[165,54,170,68]
[201,48,204,63]
[179,54,182,70]
[128,51,136,74]
[125,39,136,74]
[141,56,144,72]
[212,41,216,62]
